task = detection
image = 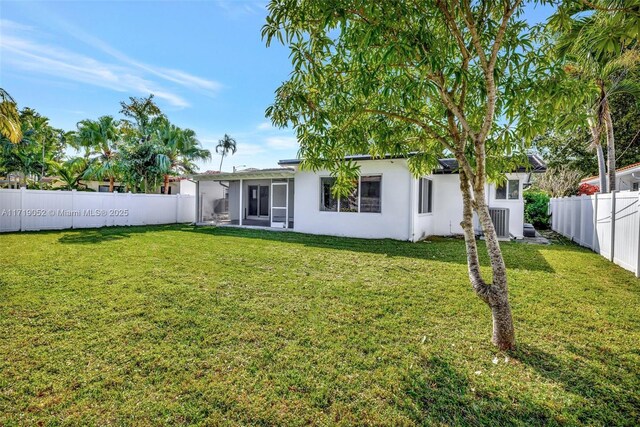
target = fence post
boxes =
[610,191,617,262]
[71,189,76,229]
[19,187,25,231]
[592,193,599,253]
[636,193,640,277]
[176,194,181,224]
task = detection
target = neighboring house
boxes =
[581,162,640,191]
[192,154,546,241]
[83,177,198,195]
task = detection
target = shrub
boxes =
[578,183,599,195]
[524,190,550,229]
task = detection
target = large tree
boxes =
[0,88,22,144]
[75,116,122,192]
[263,1,555,350]
[156,122,211,194]
[215,134,237,172]
[548,2,640,191]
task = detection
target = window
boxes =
[360,176,381,213]
[319,175,381,213]
[418,178,433,213]
[339,181,359,213]
[496,179,519,200]
[633,182,639,191]
[320,177,338,211]
[99,185,124,193]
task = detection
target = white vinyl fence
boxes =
[0,188,195,233]
[549,191,640,276]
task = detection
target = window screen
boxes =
[418,178,432,213]
[360,176,381,213]
[320,177,338,211]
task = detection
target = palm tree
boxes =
[51,158,90,190]
[215,134,237,172]
[0,133,42,187]
[156,122,211,194]
[0,88,21,144]
[553,9,640,192]
[75,116,122,192]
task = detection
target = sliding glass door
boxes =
[248,185,270,218]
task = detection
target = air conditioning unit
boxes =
[489,208,510,239]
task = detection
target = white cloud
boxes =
[266,136,298,150]
[257,121,273,130]
[0,19,222,108]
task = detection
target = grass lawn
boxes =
[1,225,639,426]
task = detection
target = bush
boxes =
[578,183,599,195]
[524,190,550,229]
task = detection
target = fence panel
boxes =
[0,190,22,232]
[550,191,640,276]
[0,189,195,233]
[612,193,639,272]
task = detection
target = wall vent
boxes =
[489,208,510,239]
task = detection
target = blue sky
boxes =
[0,1,554,171]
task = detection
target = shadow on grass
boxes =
[182,226,561,273]
[400,356,558,425]
[55,224,180,244]
[53,224,569,272]
[514,343,640,425]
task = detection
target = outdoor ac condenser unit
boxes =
[489,208,510,239]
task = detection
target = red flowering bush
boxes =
[577,183,599,195]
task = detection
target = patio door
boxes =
[248,185,269,218]
[270,182,288,228]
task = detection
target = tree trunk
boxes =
[164,174,170,195]
[596,144,607,193]
[109,177,115,192]
[603,96,616,192]
[219,153,225,172]
[590,120,607,193]
[457,166,515,351]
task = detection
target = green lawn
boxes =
[0,225,638,426]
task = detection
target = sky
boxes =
[0,1,554,172]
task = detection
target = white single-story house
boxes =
[192,154,546,241]
[581,162,640,191]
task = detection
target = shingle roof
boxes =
[278,154,547,173]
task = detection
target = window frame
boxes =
[495,179,520,200]
[318,174,382,214]
[319,177,338,212]
[418,177,433,215]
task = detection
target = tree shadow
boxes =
[181,225,558,273]
[399,355,559,425]
[52,224,561,272]
[56,225,179,244]
[514,343,640,425]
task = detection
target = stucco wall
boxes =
[292,159,413,240]
[488,173,526,238]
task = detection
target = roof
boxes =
[434,154,546,174]
[191,167,295,181]
[581,162,640,183]
[279,154,547,173]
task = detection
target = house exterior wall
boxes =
[229,181,240,221]
[293,159,413,240]
[292,161,526,241]
[488,173,526,239]
[583,168,640,191]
